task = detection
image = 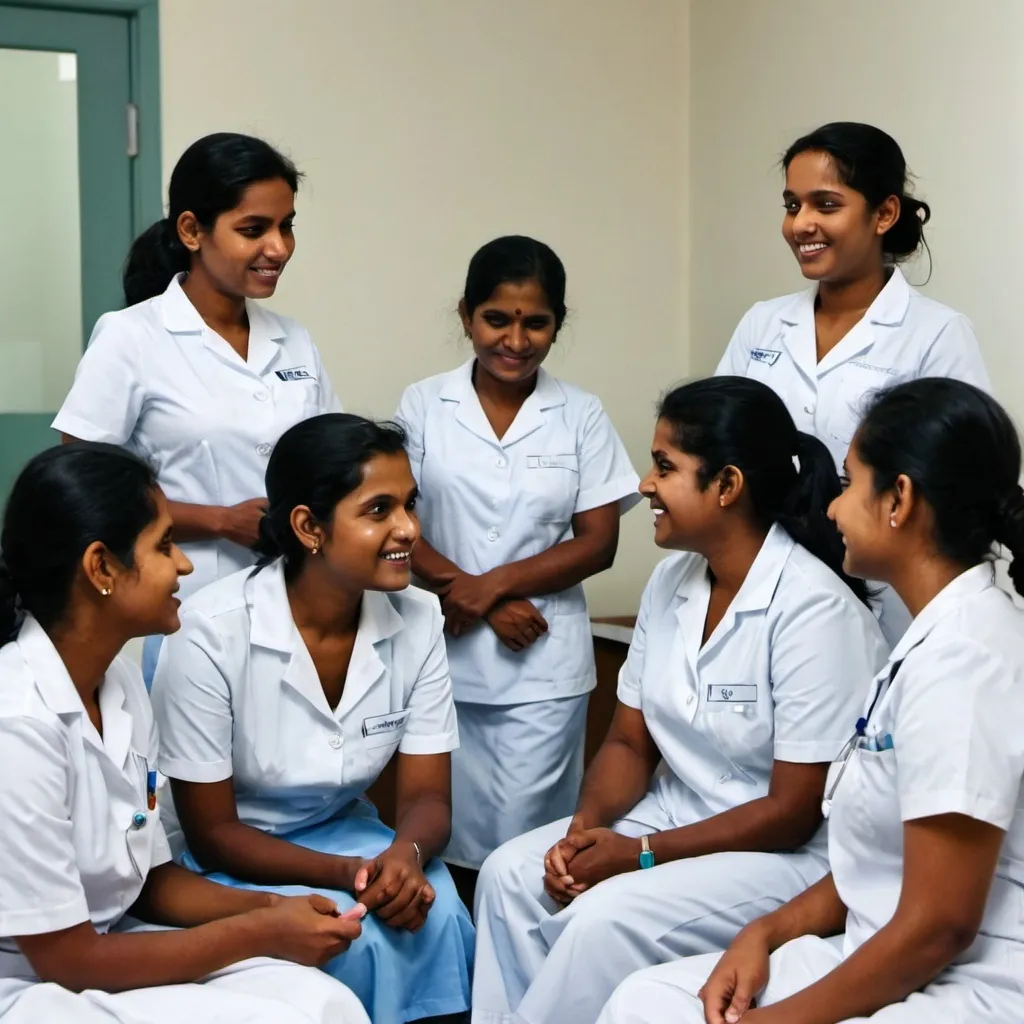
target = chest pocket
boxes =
[700,684,774,767]
[522,454,579,523]
[825,363,904,446]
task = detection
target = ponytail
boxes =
[658,376,869,604]
[778,433,869,603]
[993,486,1024,595]
[122,218,190,306]
[0,555,23,646]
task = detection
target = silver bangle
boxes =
[412,841,422,865]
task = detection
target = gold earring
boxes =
[101,587,111,597]
[310,542,319,555]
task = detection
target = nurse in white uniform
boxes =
[151,414,474,1023]
[599,377,1024,1024]
[716,122,990,644]
[395,236,640,871]
[472,376,889,1024]
[52,133,341,681]
[0,443,368,1024]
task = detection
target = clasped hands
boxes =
[435,569,548,652]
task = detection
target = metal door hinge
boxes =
[126,103,139,158]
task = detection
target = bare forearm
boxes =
[750,873,847,952]
[411,540,463,590]
[574,739,654,829]
[166,500,227,543]
[649,794,820,864]
[393,795,452,862]
[188,821,357,891]
[764,912,968,1024]
[492,535,616,601]
[130,862,273,927]
[23,913,270,994]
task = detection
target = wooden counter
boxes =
[366,616,636,828]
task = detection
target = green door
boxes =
[0,4,136,496]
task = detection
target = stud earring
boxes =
[889,516,897,528]
[100,588,111,597]
[310,542,320,556]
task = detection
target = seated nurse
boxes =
[598,378,1024,1024]
[150,413,474,1024]
[471,377,889,1024]
[0,443,368,1024]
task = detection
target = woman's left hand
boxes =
[353,841,434,932]
[558,828,641,888]
[439,570,505,635]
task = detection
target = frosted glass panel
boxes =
[0,48,82,412]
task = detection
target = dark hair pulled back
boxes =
[658,376,869,604]
[856,378,1024,594]
[123,132,301,306]
[463,236,568,333]
[784,122,929,263]
[255,414,408,579]
[0,443,158,645]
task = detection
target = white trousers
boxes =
[0,957,370,1024]
[471,792,827,1024]
[446,695,588,870]
[598,935,1024,1024]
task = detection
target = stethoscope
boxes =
[821,658,903,820]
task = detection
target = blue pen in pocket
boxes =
[147,770,157,811]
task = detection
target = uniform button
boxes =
[718,773,732,784]
[254,391,269,402]
[328,733,343,749]
[256,443,273,456]
[487,526,500,542]
[491,498,499,508]
[686,694,695,706]
[496,456,507,468]
[540,457,551,467]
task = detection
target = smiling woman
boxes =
[51,133,342,685]
[150,413,474,1024]
[716,122,990,645]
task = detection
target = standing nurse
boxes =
[52,133,341,678]
[598,378,1024,1024]
[717,122,989,643]
[395,236,640,871]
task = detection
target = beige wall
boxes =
[688,0,1024,433]
[159,0,689,615]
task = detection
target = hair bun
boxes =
[905,196,931,225]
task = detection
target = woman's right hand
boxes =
[256,894,365,967]
[219,497,268,549]
[698,924,772,1024]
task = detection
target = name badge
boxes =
[707,684,758,703]
[361,709,410,739]
[275,365,314,381]
[526,454,578,471]
[749,348,781,367]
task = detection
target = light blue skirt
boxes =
[181,800,474,1022]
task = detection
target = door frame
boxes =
[6,0,161,230]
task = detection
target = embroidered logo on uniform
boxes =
[361,709,411,738]
[275,365,314,381]
[749,349,781,367]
